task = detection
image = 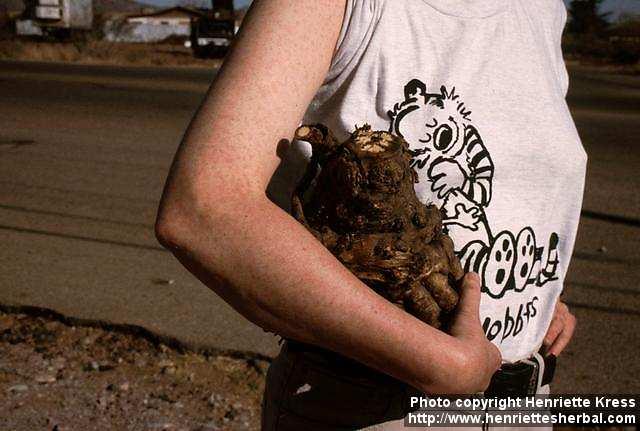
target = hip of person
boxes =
[261,340,556,431]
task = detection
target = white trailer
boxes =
[17,0,93,37]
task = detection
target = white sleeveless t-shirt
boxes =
[267,0,587,362]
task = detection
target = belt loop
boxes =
[531,352,545,393]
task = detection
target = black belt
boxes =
[485,352,556,397]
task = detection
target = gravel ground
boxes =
[0,311,269,430]
[1,311,633,431]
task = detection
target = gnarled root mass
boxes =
[292,124,464,329]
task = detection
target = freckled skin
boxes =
[156,0,502,394]
[293,124,464,329]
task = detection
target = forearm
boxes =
[154,0,497,394]
[157,196,465,393]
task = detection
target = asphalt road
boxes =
[0,60,638,394]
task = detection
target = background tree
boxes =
[567,0,611,35]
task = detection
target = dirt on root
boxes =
[0,310,269,430]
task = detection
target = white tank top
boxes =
[267,0,587,362]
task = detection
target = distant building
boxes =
[125,6,201,27]
[104,6,203,43]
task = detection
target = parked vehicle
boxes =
[190,0,234,58]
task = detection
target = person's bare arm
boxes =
[156,0,500,394]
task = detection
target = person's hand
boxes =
[543,300,576,356]
[446,272,502,393]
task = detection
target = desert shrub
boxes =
[563,33,640,65]
[610,42,640,64]
[563,34,612,61]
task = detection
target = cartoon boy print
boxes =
[388,78,560,300]
[388,78,494,244]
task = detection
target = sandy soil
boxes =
[0,310,269,430]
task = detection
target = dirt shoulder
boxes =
[0,39,222,68]
[0,309,269,430]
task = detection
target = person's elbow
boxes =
[154,174,264,253]
[154,170,217,252]
[155,189,196,253]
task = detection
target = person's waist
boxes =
[284,339,407,387]
[285,339,556,396]
[486,351,556,397]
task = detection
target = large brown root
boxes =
[292,124,464,329]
